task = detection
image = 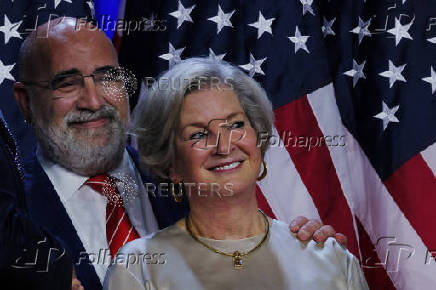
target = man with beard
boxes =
[12,18,345,289]
[13,18,173,289]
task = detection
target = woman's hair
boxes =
[131,57,274,179]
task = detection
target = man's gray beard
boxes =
[31,106,127,177]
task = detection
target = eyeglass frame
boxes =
[20,65,125,93]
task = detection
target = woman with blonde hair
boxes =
[104,57,368,290]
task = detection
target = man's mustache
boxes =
[65,105,118,125]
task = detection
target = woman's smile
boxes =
[208,160,243,172]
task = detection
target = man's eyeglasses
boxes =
[22,67,137,100]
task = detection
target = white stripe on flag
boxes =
[307,83,436,290]
[421,142,436,178]
[257,127,320,222]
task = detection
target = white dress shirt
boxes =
[37,149,159,283]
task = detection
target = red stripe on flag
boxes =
[274,96,358,255]
[384,153,436,255]
[356,218,396,290]
[256,185,276,219]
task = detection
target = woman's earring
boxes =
[171,182,184,203]
[257,159,267,181]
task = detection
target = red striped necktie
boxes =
[85,174,140,257]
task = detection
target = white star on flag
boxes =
[159,43,185,68]
[239,53,266,77]
[54,0,72,9]
[427,37,436,44]
[322,17,336,37]
[350,17,371,44]
[208,48,226,61]
[387,17,413,46]
[288,26,310,53]
[299,0,314,16]
[169,1,196,29]
[0,60,15,85]
[344,60,366,87]
[0,15,23,44]
[422,66,436,94]
[248,11,275,39]
[374,101,400,131]
[379,60,407,88]
[86,1,95,18]
[208,5,235,34]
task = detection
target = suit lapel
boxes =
[23,154,102,290]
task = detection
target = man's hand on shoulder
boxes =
[289,216,347,246]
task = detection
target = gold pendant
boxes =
[232,251,243,269]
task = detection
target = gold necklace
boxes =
[185,209,270,270]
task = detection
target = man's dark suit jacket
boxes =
[23,146,189,290]
[0,117,72,290]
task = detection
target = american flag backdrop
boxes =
[0,0,435,289]
[0,0,94,158]
[112,0,436,289]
